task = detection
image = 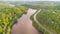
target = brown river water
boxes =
[11,8,40,34]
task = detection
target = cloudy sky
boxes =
[0,0,60,1]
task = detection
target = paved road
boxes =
[33,9,54,34]
[11,8,40,34]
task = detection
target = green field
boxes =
[0,4,27,34]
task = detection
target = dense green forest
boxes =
[0,4,27,34]
[30,2,60,34]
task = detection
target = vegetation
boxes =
[0,1,60,34]
[36,9,60,34]
[0,4,27,34]
[30,2,60,34]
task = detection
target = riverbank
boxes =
[30,9,51,34]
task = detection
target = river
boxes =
[11,8,40,34]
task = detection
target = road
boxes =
[33,9,54,34]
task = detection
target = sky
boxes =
[0,0,60,1]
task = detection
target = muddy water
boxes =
[11,8,40,34]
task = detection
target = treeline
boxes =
[22,2,60,10]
